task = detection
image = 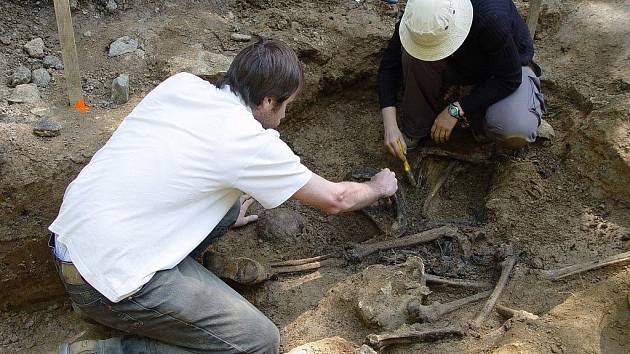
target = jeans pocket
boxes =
[65,283,102,306]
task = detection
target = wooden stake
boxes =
[52,0,84,107]
[527,0,544,39]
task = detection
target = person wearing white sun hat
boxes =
[378,0,544,158]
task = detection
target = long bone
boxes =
[470,244,517,329]
[407,290,492,323]
[348,225,459,261]
[542,250,630,281]
[366,326,466,351]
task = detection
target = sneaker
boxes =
[203,251,269,285]
[58,340,98,354]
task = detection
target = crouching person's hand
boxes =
[234,194,259,227]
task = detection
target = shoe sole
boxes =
[203,252,269,285]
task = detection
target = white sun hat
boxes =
[399,0,473,61]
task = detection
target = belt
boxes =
[58,261,87,286]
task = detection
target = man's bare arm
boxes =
[292,169,397,214]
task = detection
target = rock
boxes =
[9,66,32,87]
[256,208,304,242]
[106,0,118,13]
[24,38,45,58]
[532,257,544,269]
[0,35,11,45]
[43,55,64,70]
[537,119,555,140]
[31,68,51,88]
[69,0,78,10]
[355,345,377,354]
[135,49,146,59]
[83,31,92,38]
[230,33,252,42]
[33,117,62,137]
[8,84,40,104]
[108,36,138,57]
[167,46,233,82]
[111,74,129,104]
[287,337,357,354]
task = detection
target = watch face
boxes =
[448,104,459,118]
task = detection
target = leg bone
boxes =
[407,290,492,323]
[366,326,465,351]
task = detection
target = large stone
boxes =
[33,117,62,137]
[287,337,357,354]
[256,208,304,242]
[8,84,40,104]
[43,55,64,70]
[111,74,129,104]
[24,38,45,58]
[108,36,138,57]
[167,46,233,82]
[31,68,51,88]
[9,66,31,87]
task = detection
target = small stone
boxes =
[24,320,34,328]
[230,33,252,42]
[532,257,544,269]
[105,0,118,13]
[69,0,78,10]
[355,344,377,354]
[9,66,32,87]
[8,84,41,104]
[550,343,562,353]
[108,36,138,57]
[83,30,92,38]
[33,117,62,137]
[0,35,11,45]
[111,74,129,104]
[31,68,51,87]
[135,49,145,59]
[256,208,304,242]
[537,119,555,140]
[43,55,64,70]
[24,37,46,58]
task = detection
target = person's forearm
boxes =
[331,181,386,213]
[382,106,397,126]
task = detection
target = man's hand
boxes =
[382,107,406,160]
[430,107,458,143]
[368,168,398,198]
[233,194,258,227]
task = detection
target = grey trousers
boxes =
[400,53,544,143]
[55,202,280,354]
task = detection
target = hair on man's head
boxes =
[217,39,303,108]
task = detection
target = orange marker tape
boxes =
[74,98,89,112]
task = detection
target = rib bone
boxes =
[407,290,492,323]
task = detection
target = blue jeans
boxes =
[54,201,280,354]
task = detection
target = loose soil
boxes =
[1,0,628,353]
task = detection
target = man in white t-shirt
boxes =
[52,40,397,354]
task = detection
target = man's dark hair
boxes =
[217,39,303,108]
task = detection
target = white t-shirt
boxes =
[49,73,312,302]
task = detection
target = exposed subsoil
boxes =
[1,0,628,353]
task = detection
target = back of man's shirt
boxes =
[49,73,312,302]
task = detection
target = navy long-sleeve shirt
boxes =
[378,0,534,115]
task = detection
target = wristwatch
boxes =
[447,102,469,128]
[447,102,463,119]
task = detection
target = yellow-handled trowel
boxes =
[396,139,417,187]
